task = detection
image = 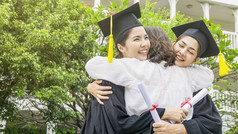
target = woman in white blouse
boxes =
[86,20,218,118]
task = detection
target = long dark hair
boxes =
[115,28,133,58]
[145,26,176,67]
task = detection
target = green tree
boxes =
[0,0,107,132]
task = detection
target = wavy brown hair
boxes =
[145,26,176,67]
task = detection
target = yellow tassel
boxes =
[108,34,113,63]
[108,14,114,63]
[219,52,232,76]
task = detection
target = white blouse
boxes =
[85,56,214,120]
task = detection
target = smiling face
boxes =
[173,36,200,67]
[117,26,150,61]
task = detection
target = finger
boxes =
[182,109,189,116]
[181,112,186,119]
[98,86,112,91]
[98,90,113,95]
[179,116,183,122]
[153,127,160,132]
[153,125,164,133]
[173,116,180,123]
[161,120,168,123]
[154,132,162,134]
[153,123,160,127]
[96,98,104,105]
[97,94,109,100]
[154,132,164,134]
[94,79,103,84]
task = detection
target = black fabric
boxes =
[80,80,165,134]
[80,81,222,134]
[97,2,142,43]
[182,89,222,134]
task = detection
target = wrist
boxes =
[173,124,187,134]
[161,108,170,120]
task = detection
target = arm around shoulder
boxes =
[85,56,150,87]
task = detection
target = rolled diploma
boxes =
[182,88,208,110]
[170,88,209,124]
[138,82,161,123]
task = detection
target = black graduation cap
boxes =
[171,20,219,58]
[97,2,142,43]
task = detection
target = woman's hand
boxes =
[87,80,112,105]
[161,108,188,123]
[153,121,187,134]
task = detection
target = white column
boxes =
[232,9,238,33]
[134,0,140,3]
[200,2,211,19]
[93,0,100,8]
[168,0,178,19]
[0,120,6,134]
[232,9,238,49]
[46,122,56,134]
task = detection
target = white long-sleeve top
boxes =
[85,56,214,119]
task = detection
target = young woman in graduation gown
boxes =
[80,3,175,133]
[152,20,223,134]
[81,3,222,134]
[80,3,184,133]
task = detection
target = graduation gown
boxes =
[80,80,165,134]
[80,81,222,134]
[86,56,214,117]
[182,89,222,134]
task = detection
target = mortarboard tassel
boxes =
[218,52,232,76]
[108,12,114,63]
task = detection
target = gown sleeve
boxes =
[182,89,222,134]
[186,65,214,92]
[80,80,165,134]
[85,56,156,87]
[86,56,214,92]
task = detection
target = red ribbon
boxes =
[181,97,192,108]
[149,104,158,111]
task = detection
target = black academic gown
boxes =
[80,80,165,134]
[182,89,222,134]
[80,81,222,134]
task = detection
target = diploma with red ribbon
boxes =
[138,82,161,123]
[170,88,209,124]
[182,88,208,110]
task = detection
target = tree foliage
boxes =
[0,0,107,132]
[0,0,237,132]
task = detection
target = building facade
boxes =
[83,0,238,49]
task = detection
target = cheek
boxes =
[127,45,138,55]
[147,40,151,47]
[188,56,196,63]
[173,46,179,53]
[131,44,139,50]
[173,44,179,50]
